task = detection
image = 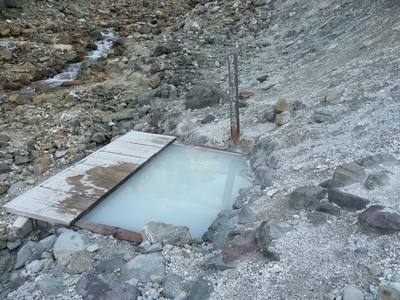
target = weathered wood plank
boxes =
[75,219,143,243]
[3,131,176,228]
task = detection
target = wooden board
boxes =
[3,131,176,227]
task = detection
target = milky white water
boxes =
[82,143,252,238]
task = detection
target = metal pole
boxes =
[228,53,240,143]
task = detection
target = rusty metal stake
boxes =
[228,53,240,143]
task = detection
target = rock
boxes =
[4,0,19,8]
[146,242,163,253]
[255,219,292,248]
[3,82,22,91]
[0,49,12,60]
[14,241,44,270]
[261,247,280,261]
[313,109,334,123]
[328,189,369,211]
[183,20,200,32]
[378,285,400,300]
[274,111,290,125]
[91,132,108,144]
[53,230,89,259]
[356,153,400,169]
[289,186,327,210]
[203,253,231,271]
[255,165,275,189]
[307,211,330,225]
[36,276,65,298]
[201,114,215,124]
[67,250,92,274]
[315,202,341,216]
[325,91,343,104]
[185,82,221,110]
[187,277,214,300]
[63,53,83,63]
[369,263,382,276]
[76,273,140,300]
[358,205,400,234]
[275,100,293,113]
[256,74,269,82]
[162,274,184,299]
[221,231,260,267]
[0,163,12,174]
[365,171,390,190]
[238,206,257,224]
[142,221,192,246]
[153,45,167,56]
[7,181,26,196]
[120,253,165,283]
[342,284,364,300]
[328,162,367,188]
[95,253,126,276]
[203,211,236,250]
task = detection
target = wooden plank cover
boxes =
[3,131,175,227]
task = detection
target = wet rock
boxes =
[36,276,65,298]
[185,82,221,110]
[3,82,22,91]
[142,221,192,246]
[63,53,83,63]
[328,162,367,188]
[182,277,210,300]
[378,285,400,300]
[255,220,292,248]
[221,231,260,267]
[76,273,140,300]
[120,253,165,283]
[328,189,370,211]
[14,241,44,270]
[53,230,89,259]
[238,206,257,224]
[358,205,400,234]
[289,186,327,210]
[162,274,184,299]
[342,284,364,300]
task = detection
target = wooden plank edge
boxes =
[75,219,143,243]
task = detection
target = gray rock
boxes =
[358,205,400,234]
[14,241,44,270]
[76,273,140,300]
[146,242,163,253]
[186,82,221,110]
[378,285,400,300]
[203,211,236,250]
[142,221,192,246]
[260,76,282,91]
[307,211,330,225]
[53,230,89,259]
[203,253,231,271]
[95,253,126,275]
[342,284,364,300]
[288,186,327,209]
[0,163,12,174]
[328,162,367,188]
[255,164,275,189]
[315,202,341,216]
[313,109,334,123]
[365,171,390,190]
[7,181,26,195]
[328,189,370,211]
[255,220,292,248]
[121,253,165,283]
[238,206,257,224]
[91,132,108,144]
[162,274,184,299]
[113,110,134,121]
[187,277,214,300]
[36,276,65,298]
[355,153,399,169]
[201,114,215,124]
[63,53,82,63]
[221,231,260,267]
[38,235,57,250]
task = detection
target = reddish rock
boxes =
[19,75,31,86]
[239,90,254,100]
[221,231,260,267]
[358,205,400,234]
[0,134,10,142]
[15,95,32,105]
[3,82,23,91]
[0,163,12,174]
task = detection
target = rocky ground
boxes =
[1,0,400,299]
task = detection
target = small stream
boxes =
[0,29,116,100]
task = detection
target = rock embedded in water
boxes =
[328,189,370,211]
[289,186,327,209]
[358,205,400,234]
[142,221,192,246]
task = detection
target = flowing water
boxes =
[82,143,252,238]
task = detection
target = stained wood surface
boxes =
[3,131,175,226]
